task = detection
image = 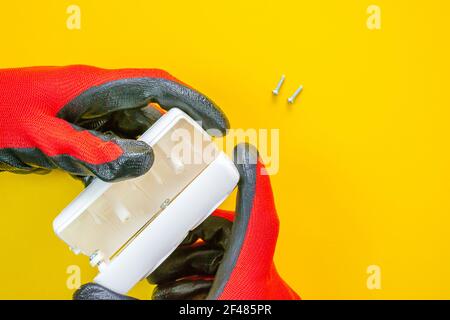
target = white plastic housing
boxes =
[53,108,239,294]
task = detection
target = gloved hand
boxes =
[0,65,227,182]
[74,143,300,300]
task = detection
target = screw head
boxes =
[272,75,286,96]
[287,85,303,104]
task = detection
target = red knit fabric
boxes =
[218,160,300,300]
[0,65,179,164]
[212,209,235,222]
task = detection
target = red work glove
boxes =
[74,143,300,300]
[0,65,227,182]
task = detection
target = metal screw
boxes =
[89,250,105,267]
[272,75,286,96]
[160,198,171,209]
[288,85,303,104]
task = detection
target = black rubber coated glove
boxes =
[0,65,227,182]
[74,144,300,300]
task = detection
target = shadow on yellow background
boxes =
[0,0,449,299]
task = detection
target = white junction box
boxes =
[53,108,239,294]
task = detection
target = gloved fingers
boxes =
[74,280,213,300]
[152,279,213,300]
[76,105,163,140]
[58,76,229,136]
[6,116,154,182]
[147,215,232,284]
[0,161,51,175]
[180,215,233,249]
[69,174,95,187]
[109,105,164,138]
[74,283,135,300]
[68,106,158,185]
[147,246,223,285]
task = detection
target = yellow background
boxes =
[0,0,449,299]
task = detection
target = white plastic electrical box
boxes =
[53,108,239,294]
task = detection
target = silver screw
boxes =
[89,250,105,267]
[160,198,171,209]
[288,85,303,104]
[272,75,286,96]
